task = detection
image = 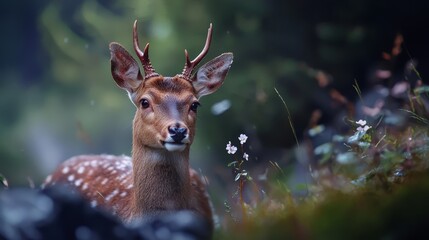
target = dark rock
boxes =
[0,187,211,240]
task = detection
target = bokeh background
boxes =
[1,0,429,206]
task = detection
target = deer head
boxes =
[109,20,233,153]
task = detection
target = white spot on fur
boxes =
[120,192,127,197]
[90,160,98,167]
[77,166,85,174]
[82,182,88,190]
[101,178,108,185]
[68,174,75,182]
[115,164,126,171]
[88,169,94,175]
[90,200,97,207]
[62,167,70,174]
[127,184,133,189]
[75,179,83,187]
[105,189,119,202]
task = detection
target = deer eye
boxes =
[190,102,201,112]
[140,99,150,109]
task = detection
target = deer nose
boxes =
[168,125,188,143]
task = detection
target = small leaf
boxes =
[295,183,309,191]
[361,133,372,143]
[308,125,325,137]
[358,141,371,148]
[351,175,366,186]
[314,143,333,164]
[336,152,357,164]
[227,161,238,167]
[348,130,365,143]
[332,134,346,142]
[414,86,429,95]
[314,143,333,155]
[235,173,241,181]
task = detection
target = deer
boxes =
[43,20,233,231]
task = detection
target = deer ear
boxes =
[192,53,233,98]
[110,42,143,94]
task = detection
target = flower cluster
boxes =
[238,134,248,145]
[226,134,249,160]
[347,119,373,151]
[226,134,251,182]
[356,119,372,132]
[226,141,237,154]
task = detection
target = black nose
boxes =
[168,126,187,143]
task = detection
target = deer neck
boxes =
[130,140,192,218]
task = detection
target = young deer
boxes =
[43,20,233,229]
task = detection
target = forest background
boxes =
[1,0,429,210]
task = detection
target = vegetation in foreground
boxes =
[216,39,429,239]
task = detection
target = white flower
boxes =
[243,153,249,161]
[357,125,372,132]
[355,119,372,133]
[238,134,248,145]
[226,141,237,154]
[355,119,367,126]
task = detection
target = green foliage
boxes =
[217,43,429,237]
[217,171,429,240]
[219,120,429,238]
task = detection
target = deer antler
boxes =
[133,20,159,79]
[180,24,213,80]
